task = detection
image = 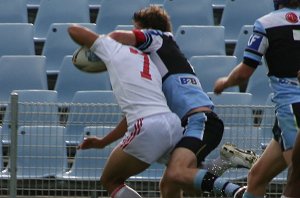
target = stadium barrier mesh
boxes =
[0,95,286,198]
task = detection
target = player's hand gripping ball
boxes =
[72,46,106,73]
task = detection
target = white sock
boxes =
[202,157,233,176]
[111,184,142,198]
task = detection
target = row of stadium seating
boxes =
[0,0,273,43]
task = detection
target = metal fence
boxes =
[0,94,286,198]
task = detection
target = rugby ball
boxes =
[72,46,107,73]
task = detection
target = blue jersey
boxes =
[133,29,213,119]
[243,8,300,108]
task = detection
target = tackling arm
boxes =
[108,30,137,46]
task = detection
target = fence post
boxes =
[9,92,18,198]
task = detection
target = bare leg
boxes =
[100,146,149,195]
[246,139,287,196]
[284,130,300,197]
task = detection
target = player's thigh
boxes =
[249,139,286,181]
[101,145,150,183]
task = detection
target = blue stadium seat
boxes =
[56,126,116,181]
[189,55,239,92]
[233,25,254,64]
[33,0,90,41]
[88,0,103,8]
[114,25,134,31]
[0,56,48,103]
[1,90,59,145]
[206,92,254,126]
[0,0,28,23]
[207,92,253,105]
[220,0,273,44]
[175,25,226,59]
[64,90,122,146]
[27,0,41,7]
[41,23,96,75]
[246,63,272,105]
[54,56,112,103]
[149,0,164,5]
[0,23,35,57]
[163,0,214,33]
[2,126,68,179]
[95,0,149,34]
[212,0,226,9]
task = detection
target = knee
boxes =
[247,164,268,186]
[163,165,185,185]
[100,174,122,192]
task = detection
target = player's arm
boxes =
[214,62,255,94]
[68,24,99,48]
[78,117,128,149]
[108,30,137,46]
[298,70,300,82]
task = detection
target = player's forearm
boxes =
[226,62,255,87]
[101,117,128,145]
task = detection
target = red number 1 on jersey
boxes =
[130,47,152,80]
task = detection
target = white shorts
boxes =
[119,112,183,164]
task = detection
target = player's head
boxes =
[273,0,300,10]
[132,6,172,32]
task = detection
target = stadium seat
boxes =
[0,56,48,103]
[56,126,116,181]
[114,25,134,31]
[27,0,41,6]
[41,23,96,75]
[0,23,35,57]
[246,62,272,105]
[2,126,68,179]
[63,90,122,146]
[189,55,239,92]
[163,0,214,33]
[54,56,112,103]
[1,90,59,145]
[207,92,254,126]
[220,0,273,44]
[207,92,253,105]
[233,25,254,64]
[149,0,164,5]
[88,0,103,8]
[33,0,90,41]
[212,0,226,9]
[95,0,150,34]
[174,25,226,59]
[0,0,28,23]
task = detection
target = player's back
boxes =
[91,36,171,124]
[133,29,214,119]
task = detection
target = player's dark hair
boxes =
[274,0,300,10]
[132,5,172,32]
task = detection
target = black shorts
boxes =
[175,111,224,165]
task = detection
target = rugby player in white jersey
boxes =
[68,24,183,198]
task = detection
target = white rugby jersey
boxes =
[90,36,171,124]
